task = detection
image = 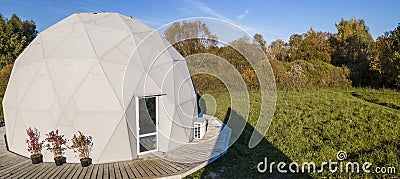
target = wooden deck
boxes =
[0,116,231,178]
[146,116,232,164]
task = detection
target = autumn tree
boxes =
[0,13,37,66]
[164,20,217,57]
[287,28,332,63]
[268,39,287,61]
[253,33,266,47]
[329,17,375,86]
[372,24,400,88]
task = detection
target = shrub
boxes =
[269,59,351,90]
[45,130,67,158]
[26,127,44,156]
[69,131,93,159]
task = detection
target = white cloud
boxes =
[184,0,229,20]
[136,17,167,27]
[236,9,249,20]
[178,1,282,43]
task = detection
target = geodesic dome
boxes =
[2,12,198,164]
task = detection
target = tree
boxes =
[253,33,266,47]
[372,24,400,88]
[0,13,37,66]
[286,28,332,63]
[268,39,287,61]
[329,17,375,86]
[0,64,13,97]
[164,20,217,57]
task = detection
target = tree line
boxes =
[165,18,400,91]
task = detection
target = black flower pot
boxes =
[54,156,64,166]
[31,154,43,164]
[80,158,91,167]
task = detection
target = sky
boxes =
[0,0,399,44]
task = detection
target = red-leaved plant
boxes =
[69,131,93,160]
[45,130,67,158]
[26,127,44,156]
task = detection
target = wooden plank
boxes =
[16,162,45,178]
[60,164,79,178]
[118,162,129,179]
[71,165,83,179]
[0,152,10,159]
[0,159,31,177]
[114,162,124,179]
[42,163,61,178]
[142,159,162,176]
[33,163,58,178]
[97,164,104,179]
[77,165,89,179]
[127,160,142,178]
[132,160,149,177]
[0,156,27,170]
[47,163,68,179]
[89,164,99,179]
[147,159,169,175]
[5,160,39,178]
[136,160,155,177]
[102,163,109,179]
[155,160,178,173]
[84,164,95,179]
[109,162,116,179]
[22,162,50,178]
[160,161,183,171]
[54,164,73,179]
[121,161,135,178]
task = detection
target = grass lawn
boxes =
[188,88,400,178]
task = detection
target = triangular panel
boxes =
[48,23,97,59]
[47,60,96,98]
[96,119,132,163]
[94,13,131,32]
[86,24,131,58]
[73,113,123,162]
[73,62,122,112]
[15,38,44,68]
[42,25,74,58]
[99,60,125,103]
[16,63,42,106]
[20,64,56,111]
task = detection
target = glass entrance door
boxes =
[137,96,158,154]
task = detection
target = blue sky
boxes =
[0,0,399,43]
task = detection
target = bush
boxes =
[269,59,351,90]
[26,127,44,156]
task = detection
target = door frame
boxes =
[136,96,159,155]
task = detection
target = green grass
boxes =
[188,88,400,178]
[351,88,400,110]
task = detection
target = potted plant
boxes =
[45,130,67,166]
[26,127,44,164]
[69,131,93,167]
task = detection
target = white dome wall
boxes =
[2,12,198,164]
